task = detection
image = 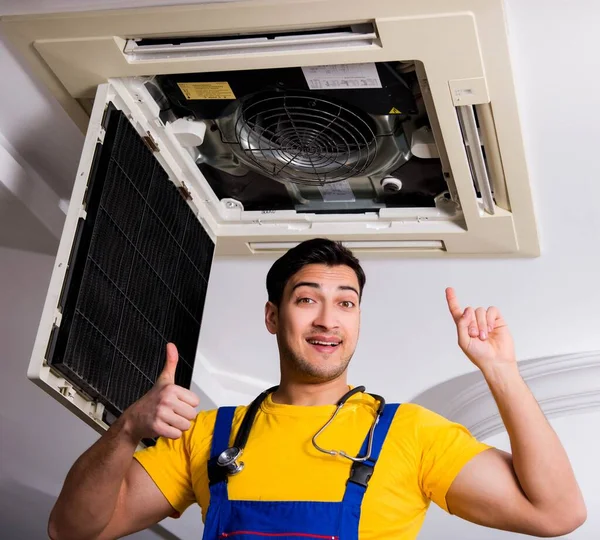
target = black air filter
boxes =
[49,104,214,421]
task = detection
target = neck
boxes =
[271,376,350,406]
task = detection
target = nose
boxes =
[312,302,338,330]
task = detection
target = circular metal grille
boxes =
[234,91,378,185]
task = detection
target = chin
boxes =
[281,341,353,381]
[297,354,350,381]
[300,369,346,384]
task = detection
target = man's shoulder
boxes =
[389,402,456,433]
[394,402,442,421]
[179,404,251,456]
[391,402,480,449]
[192,403,250,431]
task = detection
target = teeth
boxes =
[308,340,339,346]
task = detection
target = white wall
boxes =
[419,410,600,539]
[0,246,170,538]
[0,246,92,536]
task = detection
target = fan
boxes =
[231,91,378,185]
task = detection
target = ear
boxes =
[265,301,279,335]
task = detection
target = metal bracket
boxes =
[142,131,159,153]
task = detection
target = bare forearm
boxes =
[483,363,584,516]
[49,415,139,540]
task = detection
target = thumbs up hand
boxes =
[156,342,180,387]
[122,343,200,442]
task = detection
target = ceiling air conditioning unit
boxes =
[1,0,539,436]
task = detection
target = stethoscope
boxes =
[217,385,386,476]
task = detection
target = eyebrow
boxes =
[291,281,360,298]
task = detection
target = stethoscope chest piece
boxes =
[217,446,244,475]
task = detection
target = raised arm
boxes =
[48,343,200,540]
[444,288,586,537]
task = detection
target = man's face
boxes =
[265,263,361,383]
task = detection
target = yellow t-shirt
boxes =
[134,393,491,539]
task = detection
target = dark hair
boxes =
[266,238,366,307]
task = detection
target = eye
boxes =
[297,297,315,304]
[340,300,356,309]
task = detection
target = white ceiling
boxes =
[0,0,241,16]
[1,0,600,538]
[0,30,83,200]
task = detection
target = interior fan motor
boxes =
[208,89,411,186]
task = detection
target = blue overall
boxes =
[201,403,400,540]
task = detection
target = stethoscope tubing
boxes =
[217,386,386,475]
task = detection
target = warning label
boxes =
[389,107,402,114]
[177,82,236,100]
[301,63,382,90]
[318,180,356,203]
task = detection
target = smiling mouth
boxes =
[306,338,342,351]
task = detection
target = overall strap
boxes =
[207,406,236,498]
[342,403,400,506]
[210,406,236,460]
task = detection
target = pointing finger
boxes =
[445,287,463,322]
